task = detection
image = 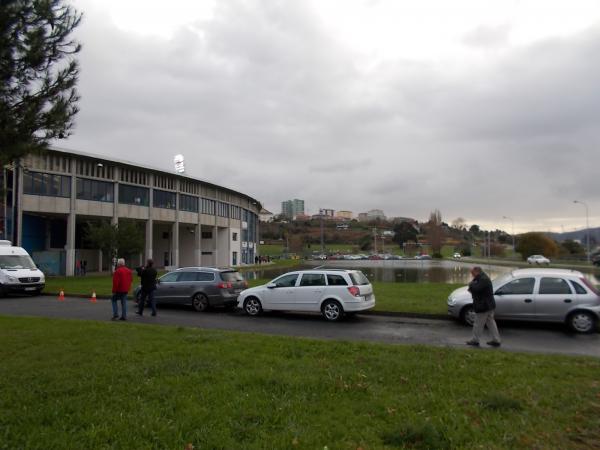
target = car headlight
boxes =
[447,297,456,306]
[6,276,17,283]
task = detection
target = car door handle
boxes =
[524,299,532,303]
[564,299,572,303]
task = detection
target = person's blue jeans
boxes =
[138,288,156,316]
[111,292,128,319]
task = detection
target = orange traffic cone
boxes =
[58,289,65,302]
[90,291,97,303]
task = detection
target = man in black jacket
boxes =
[136,259,158,317]
[466,266,501,347]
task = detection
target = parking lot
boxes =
[1,294,598,358]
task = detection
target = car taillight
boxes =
[217,282,233,289]
[348,286,360,297]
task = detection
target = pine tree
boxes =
[0,0,82,166]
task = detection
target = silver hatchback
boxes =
[447,268,600,333]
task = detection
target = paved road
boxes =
[1,295,598,358]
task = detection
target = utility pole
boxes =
[372,227,377,254]
[319,208,324,254]
[573,200,591,263]
[502,216,515,255]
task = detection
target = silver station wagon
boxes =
[238,269,375,321]
[447,268,600,333]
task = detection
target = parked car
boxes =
[447,268,600,333]
[134,267,247,312]
[527,255,550,265]
[238,269,375,321]
[453,253,462,259]
[415,254,432,260]
[0,240,45,296]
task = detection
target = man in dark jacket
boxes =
[466,266,501,347]
[136,259,158,317]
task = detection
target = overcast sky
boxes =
[62,0,600,233]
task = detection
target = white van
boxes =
[0,240,45,296]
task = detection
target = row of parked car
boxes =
[135,265,600,333]
[134,267,375,322]
[314,253,433,261]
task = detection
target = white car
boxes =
[0,240,45,296]
[238,269,375,321]
[447,268,600,333]
[527,255,550,265]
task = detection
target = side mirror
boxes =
[157,279,161,284]
[495,291,503,296]
[267,282,276,289]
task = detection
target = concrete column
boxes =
[65,158,77,276]
[171,222,179,268]
[112,167,119,224]
[194,223,202,266]
[145,219,153,261]
[65,212,76,276]
[146,173,154,262]
[98,249,103,273]
[214,224,218,266]
[173,180,179,267]
[15,163,24,246]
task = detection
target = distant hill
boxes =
[545,227,600,243]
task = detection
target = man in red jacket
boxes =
[111,258,133,321]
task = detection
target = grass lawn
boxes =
[0,316,599,449]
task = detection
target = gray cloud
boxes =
[63,1,600,231]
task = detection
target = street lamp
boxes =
[502,216,515,254]
[573,200,591,263]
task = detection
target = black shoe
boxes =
[466,340,480,347]
[151,313,156,317]
[487,341,501,347]
[111,316,118,321]
[119,317,127,321]
[135,311,142,316]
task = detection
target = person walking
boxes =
[111,258,133,321]
[465,266,501,347]
[136,259,158,317]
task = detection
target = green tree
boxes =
[1,0,82,167]
[392,221,418,245]
[84,220,144,265]
[426,209,444,257]
[560,239,585,256]
[515,232,560,260]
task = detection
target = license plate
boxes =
[24,287,37,291]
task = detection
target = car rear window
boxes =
[349,271,370,286]
[569,280,587,294]
[539,278,571,295]
[327,274,348,286]
[221,271,244,282]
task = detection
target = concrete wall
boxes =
[178,211,198,224]
[22,195,70,214]
[216,227,229,267]
[117,204,149,220]
[151,208,176,222]
[153,223,172,268]
[179,224,196,267]
[76,200,113,217]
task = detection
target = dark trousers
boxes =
[138,288,156,315]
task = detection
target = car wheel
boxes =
[322,299,343,321]
[244,297,262,316]
[192,293,209,312]
[461,305,476,327]
[568,311,597,334]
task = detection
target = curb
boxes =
[41,292,451,320]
